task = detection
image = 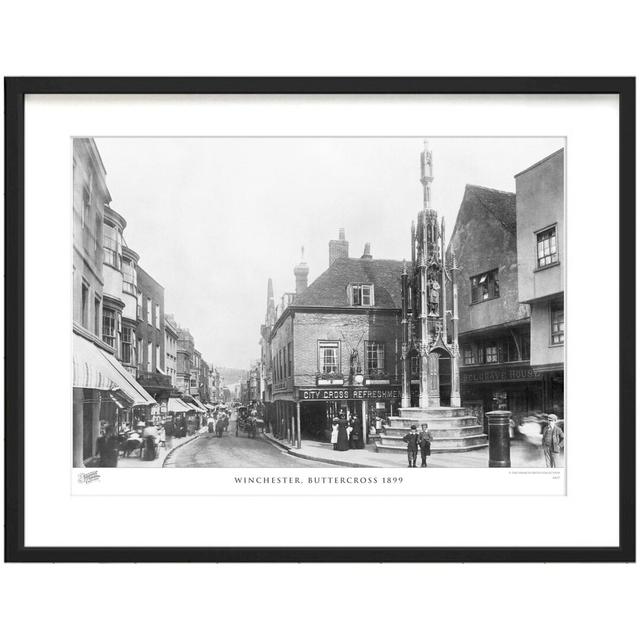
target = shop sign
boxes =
[461,365,543,384]
[299,387,401,401]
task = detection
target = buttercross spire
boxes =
[420,139,434,210]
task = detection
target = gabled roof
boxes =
[294,257,404,309]
[450,184,516,241]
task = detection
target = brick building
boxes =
[269,231,403,444]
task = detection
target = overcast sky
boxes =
[95,137,563,370]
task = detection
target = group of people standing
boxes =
[331,411,364,451]
[402,424,432,468]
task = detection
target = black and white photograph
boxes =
[72,136,565,473]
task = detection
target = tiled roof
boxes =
[458,184,516,236]
[294,257,404,309]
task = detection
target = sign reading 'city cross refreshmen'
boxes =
[298,387,402,401]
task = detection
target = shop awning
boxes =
[192,398,208,412]
[205,403,216,411]
[167,397,192,413]
[182,395,206,413]
[73,332,156,407]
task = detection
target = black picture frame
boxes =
[4,77,636,563]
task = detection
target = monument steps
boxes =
[375,439,488,454]
[383,423,484,438]
[375,405,488,454]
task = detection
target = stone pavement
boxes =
[262,432,565,469]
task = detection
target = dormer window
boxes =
[351,284,374,306]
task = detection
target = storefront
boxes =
[72,331,156,466]
[296,386,401,443]
[460,362,563,428]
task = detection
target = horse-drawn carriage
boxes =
[235,406,262,438]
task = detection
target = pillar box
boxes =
[486,410,512,468]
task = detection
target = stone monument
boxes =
[376,142,488,454]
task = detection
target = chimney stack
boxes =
[329,228,349,266]
[361,242,372,259]
[293,246,309,295]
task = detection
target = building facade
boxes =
[515,148,565,418]
[164,314,179,388]
[269,232,404,444]
[176,326,195,394]
[445,148,565,425]
[136,265,172,421]
[72,138,155,466]
[447,184,534,425]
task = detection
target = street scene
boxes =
[72,137,565,469]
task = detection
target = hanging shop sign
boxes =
[298,387,401,401]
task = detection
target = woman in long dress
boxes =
[336,413,350,451]
[330,418,339,450]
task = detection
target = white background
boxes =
[1,2,638,640]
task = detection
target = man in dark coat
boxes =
[402,425,420,467]
[418,423,432,467]
[336,412,350,451]
[96,425,119,467]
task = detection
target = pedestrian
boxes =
[541,414,564,468]
[346,418,354,449]
[207,414,215,433]
[331,418,339,450]
[216,414,225,438]
[402,425,419,468]
[418,423,432,467]
[142,422,159,461]
[96,425,119,467]
[157,423,166,448]
[350,415,364,449]
[336,412,350,451]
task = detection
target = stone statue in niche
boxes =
[428,279,440,316]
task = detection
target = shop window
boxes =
[122,326,133,364]
[319,341,339,374]
[550,301,564,344]
[365,341,385,374]
[351,284,374,307]
[470,269,499,303]
[537,226,558,268]
[102,308,116,348]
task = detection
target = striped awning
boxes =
[167,397,193,413]
[73,332,156,407]
[182,395,206,413]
